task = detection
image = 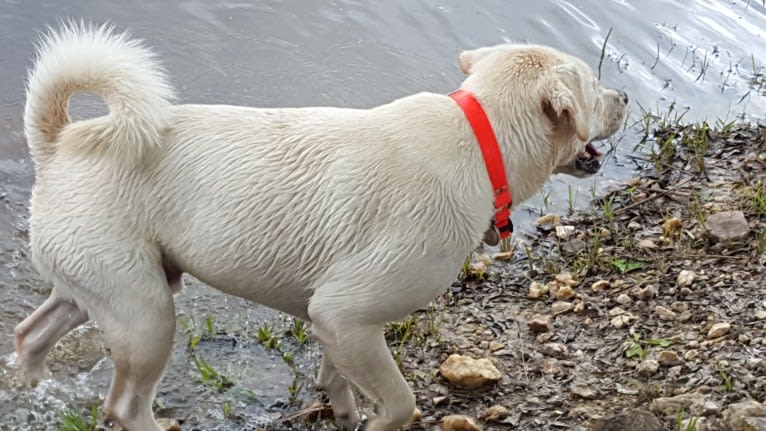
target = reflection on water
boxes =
[0,1,764,429]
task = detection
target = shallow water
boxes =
[0,1,764,429]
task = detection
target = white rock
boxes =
[439,354,501,388]
[481,405,510,422]
[637,238,657,250]
[555,285,576,300]
[657,351,682,366]
[677,270,697,287]
[441,414,482,431]
[551,301,574,315]
[655,306,677,321]
[555,225,575,240]
[554,272,578,287]
[637,359,659,376]
[591,280,610,292]
[707,322,731,339]
[535,214,560,226]
[616,294,632,305]
[528,281,548,299]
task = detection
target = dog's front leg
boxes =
[310,300,415,431]
[316,353,360,429]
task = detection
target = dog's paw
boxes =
[156,418,182,431]
[95,418,180,431]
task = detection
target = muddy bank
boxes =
[272,121,766,430]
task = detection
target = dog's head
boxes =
[458,44,628,179]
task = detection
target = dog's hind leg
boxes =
[14,289,89,384]
[316,353,359,429]
[89,271,176,431]
[310,293,416,431]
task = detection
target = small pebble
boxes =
[707,322,731,338]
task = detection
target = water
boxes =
[0,1,764,429]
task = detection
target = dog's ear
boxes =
[458,47,493,75]
[541,64,591,142]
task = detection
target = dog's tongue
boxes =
[577,143,602,160]
[586,143,602,157]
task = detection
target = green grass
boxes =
[291,318,309,345]
[58,406,98,431]
[257,323,282,350]
[719,368,735,392]
[676,407,700,431]
[193,354,234,392]
[625,333,673,359]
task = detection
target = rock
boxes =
[439,354,501,388]
[650,394,695,416]
[650,393,710,416]
[684,350,700,361]
[554,272,578,287]
[655,305,677,321]
[628,221,642,230]
[637,239,657,250]
[697,400,721,416]
[707,322,731,338]
[571,384,597,399]
[410,408,422,423]
[470,262,487,277]
[746,357,765,370]
[574,301,585,313]
[540,342,569,358]
[657,351,683,366]
[555,285,576,300]
[616,294,632,305]
[680,417,708,431]
[755,309,766,320]
[744,417,766,430]
[528,314,552,332]
[528,281,548,299]
[492,251,514,261]
[441,414,482,431]
[677,270,697,287]
[723,399,766,430]
[637,359,659,376]
[551,300,574,315]
[609,307,628,317]
[662,217,683,236]
[542,358,562,375]
[488,341,504,352]
[634,285,657,300]
[591,280,610,292]
[591,409,663,431]
[705,210,749,242]
[555,225,575,240]
[481,405,510,422]
[535,213,560,226]
[611,315,630,329]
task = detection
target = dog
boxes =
[14,22,628,431]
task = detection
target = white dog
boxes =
[14,23,627,431]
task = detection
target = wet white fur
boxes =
[18,22,627,431]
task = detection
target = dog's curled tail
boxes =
[24,21,175,167]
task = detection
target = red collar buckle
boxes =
[449,89,513,239]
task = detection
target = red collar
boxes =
[449,89,513,239]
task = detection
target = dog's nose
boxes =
[618,89,629,104]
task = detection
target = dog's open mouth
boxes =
[574,143,603,174]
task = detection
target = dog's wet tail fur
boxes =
[24,21,175,168]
